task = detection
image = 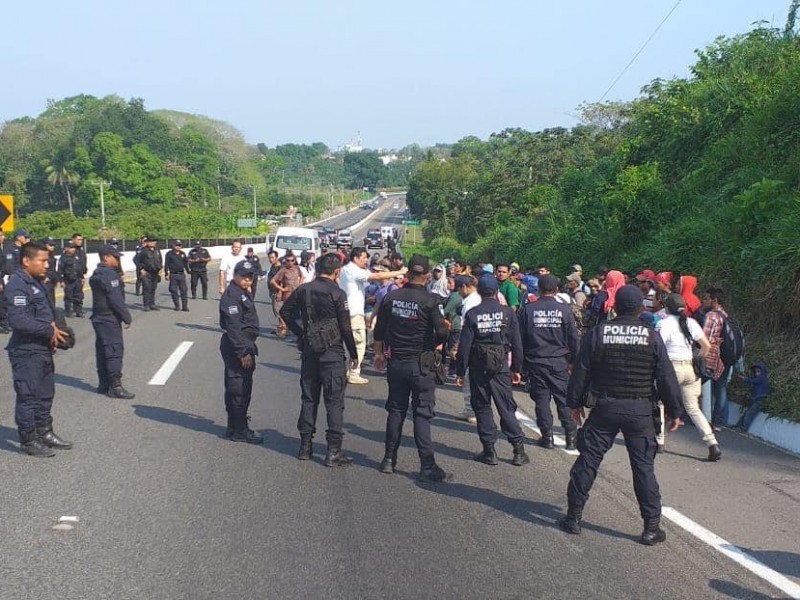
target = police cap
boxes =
[477,274,499,294]
[234,260,257,277]
[98,244,121,259]
[408,253,430,275]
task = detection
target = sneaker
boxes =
[458,409,476,423]
[347,375,369,385]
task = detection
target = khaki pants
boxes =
[349,315,367,376]
[659,360,717,447]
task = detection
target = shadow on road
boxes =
[345,422,475,463]
[740,548,800,581]
[708,578,774,599]
[175,322,222,334]
[261,427,380,470]
[0,424,19,454]
[55,373,98,394]
[132,404,227,438]
[412,479,637,542]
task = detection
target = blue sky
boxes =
[0,1,790,149]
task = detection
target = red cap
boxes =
[636,269,656,282]
[655,271,673,287]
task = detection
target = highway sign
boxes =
[0,195,13,232]
[237,218,257,228]
[402,219,420,226]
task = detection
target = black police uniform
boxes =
[73,244,88,314]
[134,246,163,310]
[134,242,144,295]
[245,254,265,297]
[5,268,71,455]
[90,262,134,398]
[58,250,84,317]
[280,277,358,464]
[373,280,450,477]
[44,250,59,308]
[165,249,190,311]
[219,264,261,442]
[519,295,581,449]
[561,314,682,543]
[188,244,211,299]
[0,244,8,332]
[456,296,528,465]
[5,243,22,276]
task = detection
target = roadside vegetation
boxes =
[405,12,800,422]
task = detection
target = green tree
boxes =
[44,160,80,215]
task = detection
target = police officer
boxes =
[5,228,31,276]
[165,240,190,312]
[58,241,84,317]
[90,244,135,399]
[0,231,8,333]
[134,236,163,311]
[559,285,683,545]
[134,236,146,296]
[519,274,581,450]
[5,241,72,456]
[41,237,59,307]
[280,253,358,465]
[373,253,450,481]
[188,240,211,299]
[244,247,266,297]
[456,274,529,466]
[219,260,262,443]
[70,233,88,316]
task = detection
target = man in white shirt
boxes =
[339,246,405,384]
[218,240,243,295]
[457,275,480,424]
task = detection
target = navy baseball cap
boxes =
[13,228,29,238]
[477,274,499,294]
[234,260,257,277]
[40,237,55,246]
[98,244,121,259]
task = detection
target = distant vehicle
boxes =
[364,229,383,249]
[359,201,374,210]
[393,203,400,209]
[381,226,395,241]
[336,229,353,249]
[379,191,388,199]
[273,227,321,259]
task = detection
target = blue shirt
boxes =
[5,269,55,352]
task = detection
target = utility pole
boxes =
[217,181,221,210]
[329,182,333,212]
[251,184,257,219]
[90,180,111,236]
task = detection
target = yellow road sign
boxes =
[0,195,13,232]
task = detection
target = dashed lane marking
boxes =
[662,506,800,599]
[515,409,580,456]
[148,341,194,386]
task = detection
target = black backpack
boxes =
[718,311,745,367]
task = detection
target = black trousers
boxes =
[567,396,661,520]
[168,273,188,307]
[64,279,84,311]
[9,349,55,432]
[45,282,56,308]
[141,273,158,308]
[385,358,437,465]
[0,287,7,325]
[92,315,124,388]
[469,368,524,445]
[220,334,255,430]
[190,271,208,298]
[298,348,347,443]
[528,363,576,435]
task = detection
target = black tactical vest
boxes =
[90,272,113,315]
[590,319,655,399]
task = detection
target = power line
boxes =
[599,0,683,102]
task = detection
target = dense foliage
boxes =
[0,96,420,238]
[406,18,800,421]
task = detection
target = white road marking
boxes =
[515,409,580,456]
[58,516,79,523]
[662,507,800,599]
[148,341,194,385]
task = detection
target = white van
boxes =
[272,227,321,259]
[381,226,395,241]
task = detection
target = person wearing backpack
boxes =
[455,274,529,467]
[702,288,733,430]
[519,274,581,450]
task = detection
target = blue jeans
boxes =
[736,397,765,432]
[711,366,731,427]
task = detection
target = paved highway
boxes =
[0,199,798,599]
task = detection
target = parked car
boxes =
[364,229,383,249]
[336,229,353,249]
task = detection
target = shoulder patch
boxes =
[13,296,27,306]
[31,286,40,295]
[228,305,239,315]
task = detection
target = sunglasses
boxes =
[285,259,296,263]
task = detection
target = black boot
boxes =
[419,461,451,482]
[231,415,263,444]
[538,431,555,449]
[474,442,498,465]
[511,441,530,466]
[379,450,398,473]
[707,444,722,462]
[225,415,234,439]
[324,440,353,467]
[297,435,313,460]
[96,381,110,394]
[640,518,667,546]
[181,301,189,312]
[150,305,160,311]
[19,429,55,457]
[36,423,73,450]
[559,507,583,535]
[107,377,135,399]
[173,302,180,311]
[64,304,73,317]
[74,308,84,318]
[565,430,577,451]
